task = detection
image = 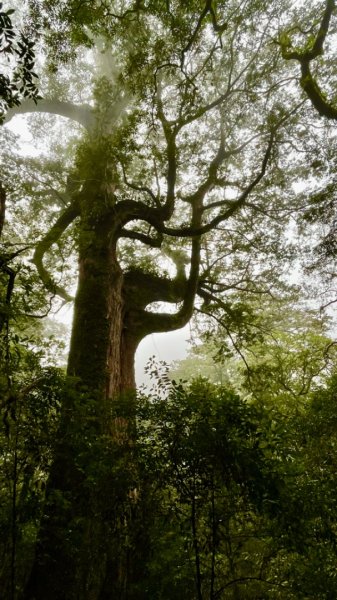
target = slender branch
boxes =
[33,202,80,301]
[160,130,276,237]
[185,132,260,209]
[120,163,159,206]
[103,0,144,20]
[168,0,227,69]
[120,228,163,247]
[177,13,271,131]
[181,0,212,62]
[214,576,288,598]
[177,87,232,130]
[195,293,254,383]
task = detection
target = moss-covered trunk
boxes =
[24,206,140,600]
[67,208,134,401]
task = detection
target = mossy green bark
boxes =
[25,198,140,599]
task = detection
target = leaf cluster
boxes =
[0,4,40,122]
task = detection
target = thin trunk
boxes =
[0,181,6,239]
[210,482,216,600]
[10,424,18,600]
[191,489,203,600]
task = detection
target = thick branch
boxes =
[33,202,80,302]
[281,0,337,120]
[300,62,337,119]
[133,236,201,335]
[4,99,95,131]
[310,0,335,57]
[124,269,187,310]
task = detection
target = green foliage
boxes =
[128,352,337,598]
[136,377,280,598]
[0,4,40,121]
[0,365,63,597]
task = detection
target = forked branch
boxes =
[281,0,337,120]
[160,129,276,238]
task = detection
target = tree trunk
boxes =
[68,208,128,402]
[24,206,140,600]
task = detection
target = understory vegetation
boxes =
[2,348,337,599]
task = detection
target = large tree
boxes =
[2,0,332,597]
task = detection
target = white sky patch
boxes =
[54,300,189,386]
[136,326,189,387]
[5,115,42,156]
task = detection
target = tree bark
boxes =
[24,198,140,599]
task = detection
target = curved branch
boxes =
[181,1,212,60]
[121,163,160,207]
[132,236,201,335]
[124,269,187,310]
[33,202,80,302]
[4,99,95,131]
[120,228,163,247]
[300,62,337,120]
[114,198,166,231]
[281,0,337,120]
